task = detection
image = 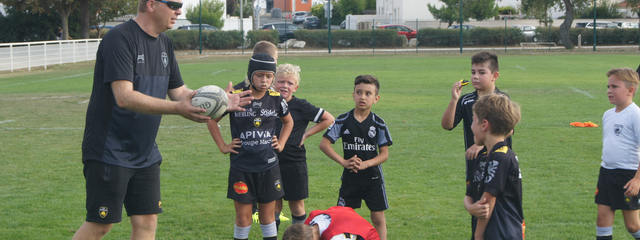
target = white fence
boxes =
[0,39,102,72]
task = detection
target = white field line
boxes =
[515,66,525,70]
[0,95,87,101]
[0,72,93,88]
[569,87,595,99]
[0,120,15,124]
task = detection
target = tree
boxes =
[428,0,499,27]
[185,0,226,29]
[0,0,76,40]
[0,6,60,42]
[575,1,622,18]
[520,0,590,49]
[339,0,364,17]
[91,0,137,38]
[227,0,237,15]
[364,0,375,10]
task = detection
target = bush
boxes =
[246,30,279,47]
[535,27,640,46]
[417,27,524,47]
[164,30,243,50]
[294,29,404,48]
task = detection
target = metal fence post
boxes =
[59,42,62,65]
[10,44,13,73]
[372,19,375,54]
[28,43,31,71]
[73,41,77,63]
[504,18,507,53]
[44,43,47,70]
[85,40,89,61]
[416,18,418,54]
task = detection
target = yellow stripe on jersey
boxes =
[268,89,280,96]
[494,146,509,154]
[232,89,243,94]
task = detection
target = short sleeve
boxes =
[101,30,135,84]
[376,119,392,147]
[451,97,464,129]
[278,97,289,117]
[300,99,325,123]
[323,120,342,144]
[483,153,512,197]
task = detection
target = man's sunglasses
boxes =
[155,0,183,10]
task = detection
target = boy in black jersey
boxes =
[320,75,393,240]
[273,63,335,229]
[441,51,513,184]
[464,93,523,240]
[207,53,293,240]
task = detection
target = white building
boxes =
[376,0,547,22]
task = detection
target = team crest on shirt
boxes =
[99,206,108,218]
[275,179,282,191]
[368,126,376,138]
[254,118,262,127]
[614,124,624,136]
[137,54,144,63]
[161,52,168,67]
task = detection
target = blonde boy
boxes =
[596,68,640,240]
[464,93,522,240]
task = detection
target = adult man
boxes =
[73,0,252,239]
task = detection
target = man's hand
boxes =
[224,82,253,112]
[177,90,210,123]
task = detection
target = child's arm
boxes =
[463,196,490,219]
[441,81,463,130]
[320,137,351,169]
[473,192,497,240]
[206,117,241,154]
[299,111,335,147]
[273,114,294,153]
[351,145,389,171]
[625,171,640,197]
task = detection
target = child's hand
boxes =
[271,136,283,152]
[451,81,463,100]
[220,138,242,154]
[347,155,363,173]
[624,178,640,197]
[465,144,484,160]
[468,197,490,219]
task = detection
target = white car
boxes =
[575,21,620,29]
[613,21,639,29]
[292,11,307,24]
[511,25,537,42]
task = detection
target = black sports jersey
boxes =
[466,141,523,240]
[451,88,513,150]
[323,109,393,186]
[233,79,248,90]
[82,19,183,169]
[275,96,325,162]
[228,88,289,173]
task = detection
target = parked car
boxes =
[511,25,537,42]
[292,11,307,24]
[613,21,639,28]
[303,16,321,29]
[575,21,619,29]
[178,24,219,31]
[340,20,346,29]
[376,24,417,40]
[259,22,301,42]
[447,24,475,30]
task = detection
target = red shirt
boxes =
[305,206,380,240]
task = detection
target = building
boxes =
[273,0,313,14]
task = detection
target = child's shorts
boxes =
[279,160,309,201]
[337,183,389,212]
[595,167,640,210]
[227,165,284,204]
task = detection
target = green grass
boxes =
[1,52,639,239]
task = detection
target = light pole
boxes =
[459,0,463,53]
[199,0,202,54]
[593,0,596,51]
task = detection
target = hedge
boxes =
[164,30,243,50]
[416,27,524,47]
[293,29,405,48]
[535,27,640,46]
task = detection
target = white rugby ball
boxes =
[191,85,229,119]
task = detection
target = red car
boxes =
[376,24,417,40]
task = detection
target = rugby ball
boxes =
[191,85,228,119]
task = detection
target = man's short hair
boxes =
[276,63,301,87]
[138,0,148,13]
[282,224,313,240]
[473,93,520,136]
[472,51,499,73]
[607,68,640,95]
[354,75,380,95]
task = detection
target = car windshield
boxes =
[576,22,587,27]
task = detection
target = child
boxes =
[595,68,640,240]
[282,206,380,240]
[234,41,279,90]
[319,75,392,240]
[206,53,293,240]
[464,93,522,240]
[273,63,335,230]
[441,51,513,182]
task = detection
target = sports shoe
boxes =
[279,212,290,221]
[252,212,260,223]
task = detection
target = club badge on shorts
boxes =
[99,206,108,218]
[275,179,282,191]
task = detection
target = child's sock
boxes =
[234,224,251,240]
[629,228,640,239]
[261,221,277,240]
[597,226,613,240]
[292,213,307,225]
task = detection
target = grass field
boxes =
[1,52,639,239]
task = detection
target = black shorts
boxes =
[83,161,163,223]
[279,160,309,201]
[337,183,389,212]
[595,167,640,210]
[228,166,284,204]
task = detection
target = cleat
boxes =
[252,212,260,223]
[279,212,290,222]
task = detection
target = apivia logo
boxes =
[137,54,144,63]
[161,52,168,67]
[615,124,624,136]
